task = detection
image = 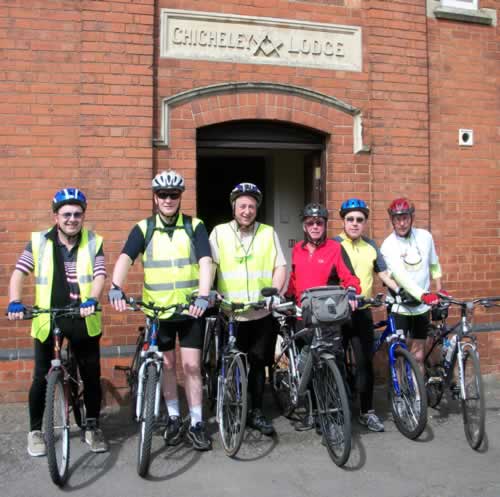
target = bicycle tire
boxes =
[129,329,144,421]
[460,348,485,450]
[389,348,427,440]
[219,354,248,457]
[312,356,351,467]
[137,362,158,477]
[45,369,70,487]
[202,321,218,410]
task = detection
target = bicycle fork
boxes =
[456,340,475,401]
[135,353,163,421]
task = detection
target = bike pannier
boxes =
[300,286,350,327]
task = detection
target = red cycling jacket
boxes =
[286,239,361,306]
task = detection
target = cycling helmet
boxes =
[230,182,263,207]
[388,198,415,217]
[301,203,329,220]
[52,188,87,212]
[152,170,185,192]
[339,198,370,218]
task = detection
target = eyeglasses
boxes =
[345,216,365,224]
[59,211,83,220]
[156,191,181,200]
[304,219,325,227]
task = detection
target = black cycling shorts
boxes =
[157,317,203,351]
[392,312,431,340]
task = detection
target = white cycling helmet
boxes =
[152,170,185,192]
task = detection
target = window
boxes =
[441,0,478,10]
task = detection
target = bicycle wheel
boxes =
[271,348,296,418]
[45,369,70,487]
[389,348,427,440]
[312,356,351,467]
[219,354,248,457]
[460,348,485,450]
[137,362,158,477]
[128,329,144,421]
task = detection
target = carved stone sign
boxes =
[160,10,362,72]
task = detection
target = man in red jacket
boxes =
[285,203,361,430]
[287,203,361,305]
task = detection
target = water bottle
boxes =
[443,335,457,369]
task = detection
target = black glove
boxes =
[347,286,357,304]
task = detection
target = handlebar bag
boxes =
[300,286,350,327]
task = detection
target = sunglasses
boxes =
[59,211,83,220]
[156,191,181,200]
[345,216,365,223]
[305,219,325,227]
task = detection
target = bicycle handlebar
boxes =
[125,297,190,315]
[437,293,500,309]
[21,305,102,320]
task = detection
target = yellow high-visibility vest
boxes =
[214,222,276,303]
[31,228,103,342]
[138,213,201,319]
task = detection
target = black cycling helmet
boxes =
[52,188,87,213]
[301,203,329,220]
[339,198,370,218]
[229,182,263,207]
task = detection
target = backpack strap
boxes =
[143,214,195,249]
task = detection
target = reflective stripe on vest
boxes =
[31,228,103,342]
[139,213,201,319]
[215,222,276,304]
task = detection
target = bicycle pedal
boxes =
[114,365,130,372]
[427,376,444,385]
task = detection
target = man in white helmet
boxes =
[209,182,287,435]
[109,170,213,450]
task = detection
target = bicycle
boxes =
[348,294,428,440]
[271,298,352,467]
[24,305,91,487]
[202,294,267,457]
[424,294,500,450]
[114,298,189,477]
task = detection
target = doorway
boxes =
[196,120,326,267]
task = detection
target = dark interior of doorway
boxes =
[197,156,266,234]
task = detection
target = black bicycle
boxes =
[424,294,500,450]
[202,294,267,457]
[24,305,90,487]
[271,299,351,467]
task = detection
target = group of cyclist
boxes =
[7,169,446,457]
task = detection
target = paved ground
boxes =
[1,378,500,497]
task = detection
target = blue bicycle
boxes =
[346,295,427,439]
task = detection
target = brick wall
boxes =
[0,0,498,402]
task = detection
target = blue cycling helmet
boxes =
[52,188,87,212]
[339,198,369,218]
[230,182,263,207]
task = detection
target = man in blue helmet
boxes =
[335,198,400,432]
[7,188,108,456]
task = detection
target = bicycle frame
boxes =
[373,313,413,398]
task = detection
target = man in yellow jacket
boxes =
[209,182,287,435]
[7,188,107,456]
[109,170,213,450]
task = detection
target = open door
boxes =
[304,151,325,205]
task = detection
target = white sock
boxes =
[190,405,202,426]
[166,399,180,418]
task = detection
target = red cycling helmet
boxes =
[387,198,415,217]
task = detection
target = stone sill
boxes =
[434,6,495,25]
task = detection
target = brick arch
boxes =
[154,82,370,215]
[155,82,367,153]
